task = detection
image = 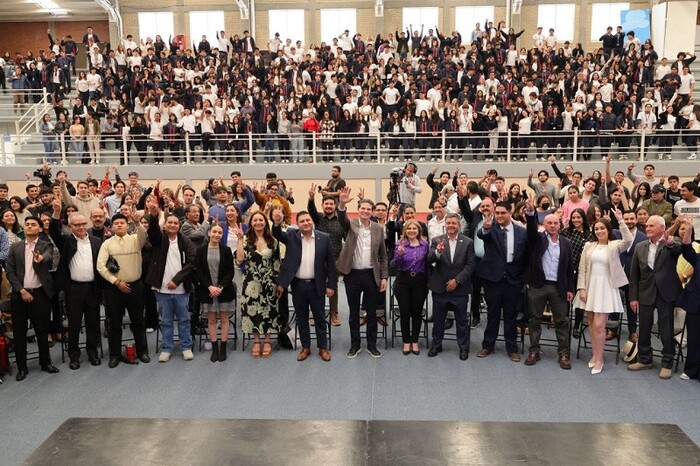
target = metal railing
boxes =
[1,128,695,166]
[0,89,52,137]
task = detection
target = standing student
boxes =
[195,224,236,362]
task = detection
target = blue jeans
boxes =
[155,292,192,352]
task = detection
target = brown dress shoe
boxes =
[559,355,572,370]
[524,352,541,365]
[297,348,311,361]
[331,314,341,326]
[377,316,388,327]
[359,317,367,326]
[319,348,331,362]
[508,352,521,362]
[476,348,493,358]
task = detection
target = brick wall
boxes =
[0,20,108,57]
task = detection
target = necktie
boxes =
[502,227,509,262]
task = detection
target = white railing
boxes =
[1,89,52,139]
[0,128,692,166]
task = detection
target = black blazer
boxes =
[613,228,647,277]
[145,215,196,292]
[523,213,575,300]
[194,243,236,304]
[272,224,337,297]
[629,238,682,306]
[476,222,527,284]
[49,217,103,293]
[427,233,475,296]
[5,239,55,298]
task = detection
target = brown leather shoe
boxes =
[559,355,572,370]
[359,317,367,326]
[524,352,540,365]
[508,352,521,362]
[377,316,388,327]
[331,314,341,326]
[297,347,311,361]
[476,348,493,358]
[319,348,331,362]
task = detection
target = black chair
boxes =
[576,313,624,364]
[197,302,238,352]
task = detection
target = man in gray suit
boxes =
[5,216,59,381]
[336,187,388,359]
[629,215,682,379]
[427,213,476,360]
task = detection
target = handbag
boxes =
[106,256,120,274]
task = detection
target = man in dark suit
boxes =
[476,201,527,361]
[613,210,647,342]
[272,209,337,362]
[427,213,476,360]
[336,187,388,359]
[5,216,59,381]
[49,198,103,369]
[523,202,575,369]
[629,215,682,379]
[461,193,494,328]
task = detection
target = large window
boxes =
[590,3,630,41]
[454,6,495,41]
[268,9,305,45]
[320,9,356,45]
[138,12,174,44]
[536,4,575,42]
[402,7,439,34]
[189,11,225,46]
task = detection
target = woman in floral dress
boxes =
[235,211,281,358]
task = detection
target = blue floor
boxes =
[1,287,699,465]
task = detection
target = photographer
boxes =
[397,162,422,217]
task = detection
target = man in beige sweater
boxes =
[61,179,101,228]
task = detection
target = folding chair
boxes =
[389,275,429,349]
[197,298,238,351]
[576,313,624,364]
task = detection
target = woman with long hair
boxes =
[196,223,236,362]
[1,208,24,244]
[235,211,281,358]
[573,209,631,374]
[69,116,85,164]
[391,219,429,355]
[561,207,594,338]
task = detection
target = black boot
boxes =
[210,340,219,362]
[218,341,227,361]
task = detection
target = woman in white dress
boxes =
[574,208,632,374]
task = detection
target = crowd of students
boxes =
[2,20,699,165]
[1,159,700,384]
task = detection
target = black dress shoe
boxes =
[428,346,443,357]
[89,357,101,366]
[108,356,120,368]
[412,348,420,356]
[445,319,454,330]
[41,365,60,374]
[16,369,28,381]
[69,361,80,370]
[139,353,151,363]
[459,350,469,361]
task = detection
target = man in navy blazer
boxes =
[49,198,103,369]
[476,201,528,361]
[273,209,337,361]
[523,202,575,369]
[427,213,476,360]
[613,209,647,341]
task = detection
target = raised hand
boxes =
[309,183,317,199]
[436,238,445,253]
[52,196,62,214]
[483,213,493,230]
[338,186,353,206]
[613,207,623,222]
[397,240,405,256]
[358,187,365,200]
[271,207,284,224]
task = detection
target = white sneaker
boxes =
[419,157,425,162]
[158,352,171,363]
[688,153,697,160]
[389,157,394,162]
[146,327,155,334]
[183,349,194,361]
[657,154,663,160]
[666,154,673,160]
[204,340,212,351]
[602,156,607,161]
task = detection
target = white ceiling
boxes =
[0,0,108,22]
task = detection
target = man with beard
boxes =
[321,165,346,200]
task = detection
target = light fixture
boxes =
[236,0,249,20]
[35,0,68,16]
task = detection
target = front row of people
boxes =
[4,187,699,381]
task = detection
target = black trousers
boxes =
[482,278,521,354]
[11,287,52,370]
[104,280,148,357]
[345,269,378,349]
[393,272,427,344]
[683,311,700,379]
[431,292,470,350]
[66,281,101,362]
[291,279,328,349]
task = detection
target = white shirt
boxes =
[296,231,316,279]
[352,222,373,270]
[680,73,695,94]
[427,216,445,242]
[674,198,700,239]
[502,224,514,263]
[448,236,458,263]
[648,240,658,270]
[23,240,42,289]
[158,238,185,294]
[69,235,95,282]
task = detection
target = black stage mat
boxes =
[23,418,700,465]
